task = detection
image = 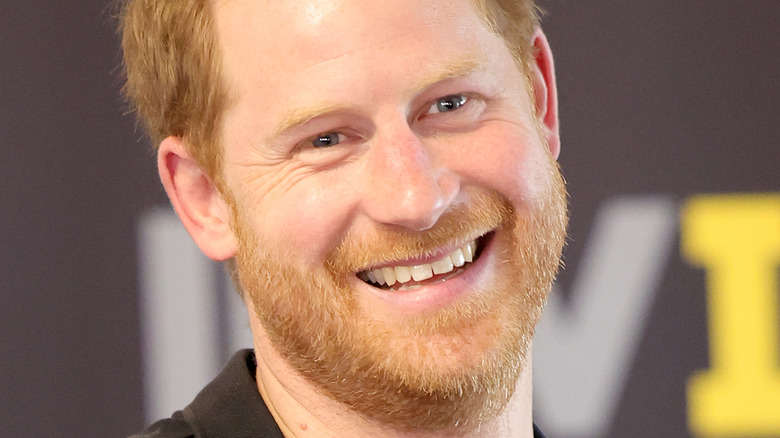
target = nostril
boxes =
[360,133,459,230]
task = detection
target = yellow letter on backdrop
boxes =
[683,194,780,437]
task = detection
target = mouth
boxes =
[356,233,491,291]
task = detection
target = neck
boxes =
[248,315,536,438]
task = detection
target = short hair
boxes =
[118,0,540,183]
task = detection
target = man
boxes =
[121,0,567,436]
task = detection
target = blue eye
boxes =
[312,132,343,148]
[429,94,467,114]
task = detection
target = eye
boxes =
[426,94,468,114]
[311,132,345,148]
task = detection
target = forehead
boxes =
[214,0,487,62]
[212,0,513,136]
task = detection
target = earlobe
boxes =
[530,28,561,159]
[158,136,237,261]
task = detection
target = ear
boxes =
[158,136,237,261]
[529,28,561,159]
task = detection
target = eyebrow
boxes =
[269,57,484,139]
[271,102,352,140]
[409,57,482,95]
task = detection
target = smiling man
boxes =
[121,0,567,437]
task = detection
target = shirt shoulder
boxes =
[128,411,194,438]
[128,350,284,438]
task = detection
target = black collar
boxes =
[184,349,545,438]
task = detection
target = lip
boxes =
[352,231,497,314]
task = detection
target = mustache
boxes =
[325,191,514,275]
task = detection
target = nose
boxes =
[358,124,459,230]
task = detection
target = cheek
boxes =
[244,176,359,267]
[448,125,553,208]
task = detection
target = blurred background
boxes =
[0,1,777,437]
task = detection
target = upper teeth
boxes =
[360,239,477,287]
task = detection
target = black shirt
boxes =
[130,350,546,438]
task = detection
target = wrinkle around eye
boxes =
[232,158,320,203]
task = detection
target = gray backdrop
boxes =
[1,1,777,437]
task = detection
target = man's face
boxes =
[214,0,566,431]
